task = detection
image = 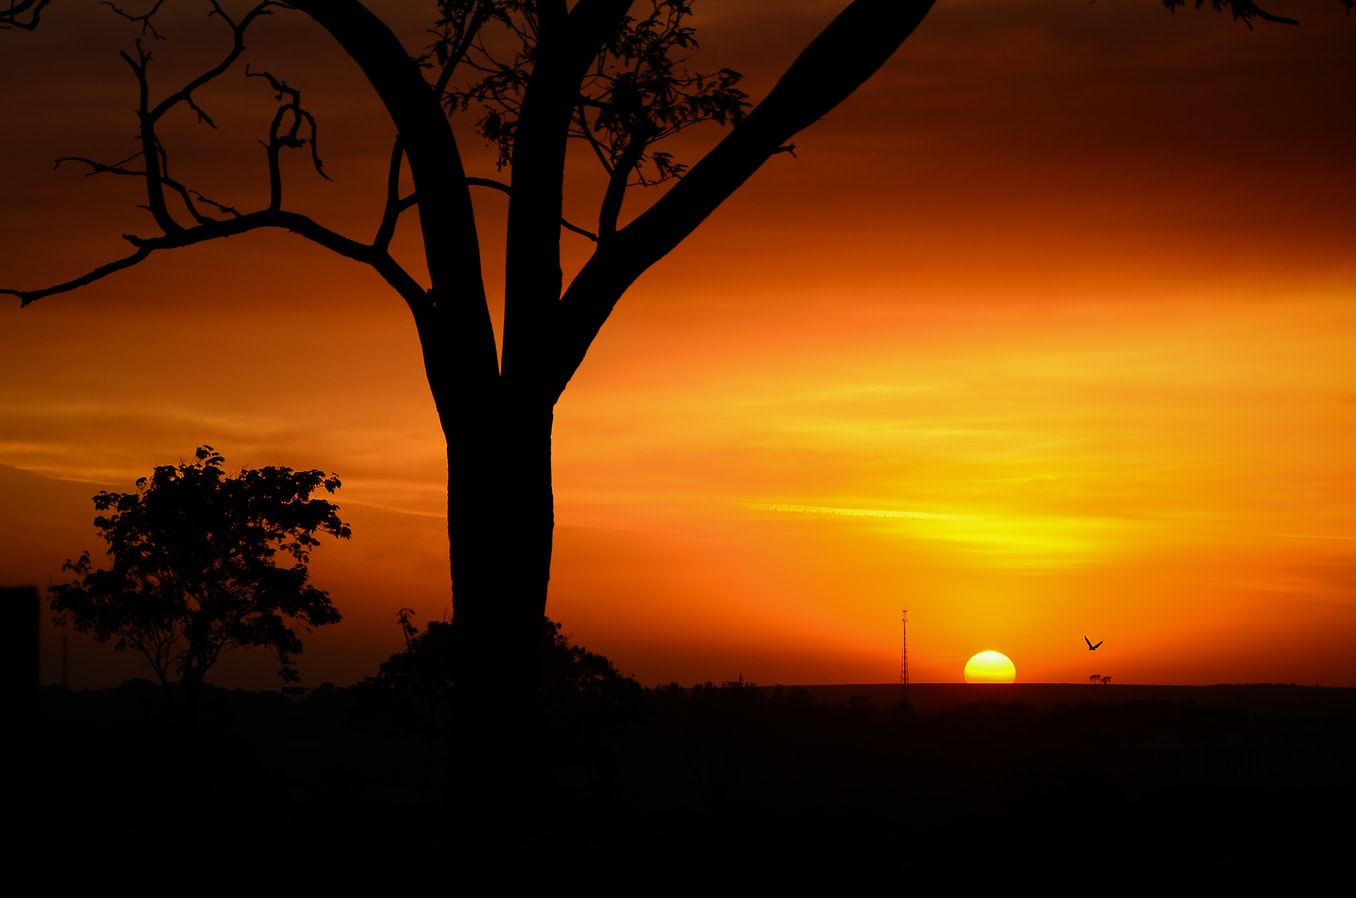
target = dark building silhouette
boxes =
[1,586,39,724]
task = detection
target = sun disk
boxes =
[964,650,1016,684]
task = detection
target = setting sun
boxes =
[964,651,1017,684]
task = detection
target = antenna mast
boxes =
[899,608,909,685]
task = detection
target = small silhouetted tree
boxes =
[49,446,351,688]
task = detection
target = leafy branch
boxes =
[1161,0,1353,28]
[435,0,750,238]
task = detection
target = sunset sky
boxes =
[2,1,1352,690]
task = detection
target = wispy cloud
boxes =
[745,502,970,521]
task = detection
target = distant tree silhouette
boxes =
[1090,674,1101,684]
[49,446,350,688]
[1,1,1340,707]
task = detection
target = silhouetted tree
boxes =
[1,1,1340,706]
[49,446,350,688]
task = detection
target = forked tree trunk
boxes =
[293,0,940,718]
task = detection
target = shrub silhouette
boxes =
[49,446,349,687]
[372,612,641,706]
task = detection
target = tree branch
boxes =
[147,2,275,124]
[1164,1,1296,27]
[1161,0,1354,25]
[286,0,498,394]
[464,177,599,242]
[58,152,243,225]
[429,0,498,101]
[0,0,51,30]
[103,0,167,39]
[2,211,426,310]
[550,0,937,399]
[102,2,276,236]
[503,0,632,384]
[374,137,405,251]
[246,66,332,211]
[596,127,649,240]
[1,245,154,306]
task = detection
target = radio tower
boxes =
[898,609,909,685]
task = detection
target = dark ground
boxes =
[7,681,1353,896]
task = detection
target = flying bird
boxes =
[1084,636,1103,651]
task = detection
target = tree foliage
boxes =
[435,0,749,199]
[49,446,351,686]
[1161,0,1353,29]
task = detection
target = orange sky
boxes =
[2,1,1353,689]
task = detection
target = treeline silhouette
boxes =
[13,637,1355,896]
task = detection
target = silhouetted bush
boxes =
[369,614,643,712]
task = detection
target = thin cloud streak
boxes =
[745,502,970,521]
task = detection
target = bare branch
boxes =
[56,154,144,178]
[247,66,332,210]
[0,0,52,30]
[117,39,182,234]
[146,2,275,124]
[374,137,405,251]
[58,152,240,225]
[288,0,493,350]
[466,175,511,194]
[466,176,598,241]
[100,3,274,235]
[65,3,326,240]
[557,215,599,244]
[102,0,167,39]
[2,244,154,306]
[3,210,426,311]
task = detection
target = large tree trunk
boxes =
[430,377,558,887]
[443,393,556,706]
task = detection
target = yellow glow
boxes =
[964,650,1017,684]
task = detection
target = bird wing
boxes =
[1092,640,1103,650]
[1084,635,1093,649]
